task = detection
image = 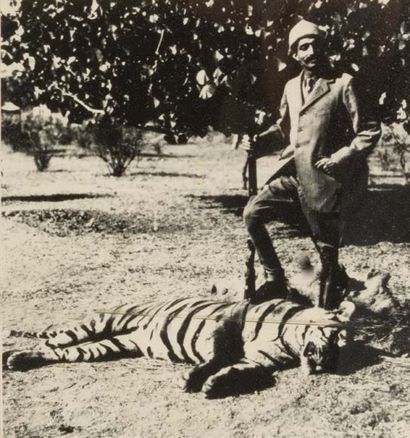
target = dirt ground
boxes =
[2,135,409,438]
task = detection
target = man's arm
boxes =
[316,75,381,174]
[241,86,290,158]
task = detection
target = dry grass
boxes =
[2,135,409,437]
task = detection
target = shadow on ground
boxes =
[188,183,410,244]
[132,171,205,178]
[344,184,410,245]
[2,208,189,236]
[2,193,112,203]
[187,194,248,216]
[188,194,316,239]
[336,342,392,375]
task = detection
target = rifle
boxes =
[224,98,275,301]
[243,136,257,300]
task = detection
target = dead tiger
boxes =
[4,296,355,398]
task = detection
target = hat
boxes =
[288,20,323,53]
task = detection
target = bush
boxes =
[377,147,395,172]
[69,122,94,149]
[92,116,144,177]
[380,123,409,183]
[1,117,28,151]
[58,125,75,145]
[20,105,66,171]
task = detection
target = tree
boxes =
[2,0,409,140]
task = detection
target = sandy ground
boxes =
[2,136,409,437]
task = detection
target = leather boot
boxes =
[318,249,348,310]
[250,269,288,304]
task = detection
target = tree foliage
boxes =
[2,0,409,137]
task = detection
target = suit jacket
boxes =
[268,70,381,213]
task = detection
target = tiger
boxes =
[3,297,355,398]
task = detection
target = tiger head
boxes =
[290,255,398,317]
[299,301,355,376]
[347,270,398,316]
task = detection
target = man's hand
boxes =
[279,144,294,160]
[315,146,355,176]
[240,125,285,158]
[240,134,257,152]
[315,157,337,176]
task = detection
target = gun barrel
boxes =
[244,147,258,300]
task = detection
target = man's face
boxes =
[292,37,323,70]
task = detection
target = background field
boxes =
[2,136,409,438]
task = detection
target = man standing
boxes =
[243,20,381,309]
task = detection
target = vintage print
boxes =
[2,1,409,437]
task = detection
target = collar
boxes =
[298,70,335,112]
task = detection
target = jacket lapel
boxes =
[300,77,331,113]
[286,72,304,113]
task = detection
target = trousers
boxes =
[243,175,340,278]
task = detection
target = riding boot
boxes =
[318,248,347,310]
[251,268,288,304]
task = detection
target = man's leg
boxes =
[243,176,299,303]
[300,205,348,309]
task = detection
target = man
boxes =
[243,20,381,309]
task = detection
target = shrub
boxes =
[20,105,66,171]
[1,117,27,151]
[58,125,75,145]
[69,122,94,149]
[92,116,144,177]
[377,147,395,172]
[380,123,409,183]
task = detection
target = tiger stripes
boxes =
[4,297,355,398]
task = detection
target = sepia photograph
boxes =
[1,0,409,437]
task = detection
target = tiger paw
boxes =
[2,350,19,370]
[202,374,231,399]
[181,370,205,393]
[5,350,49,371]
